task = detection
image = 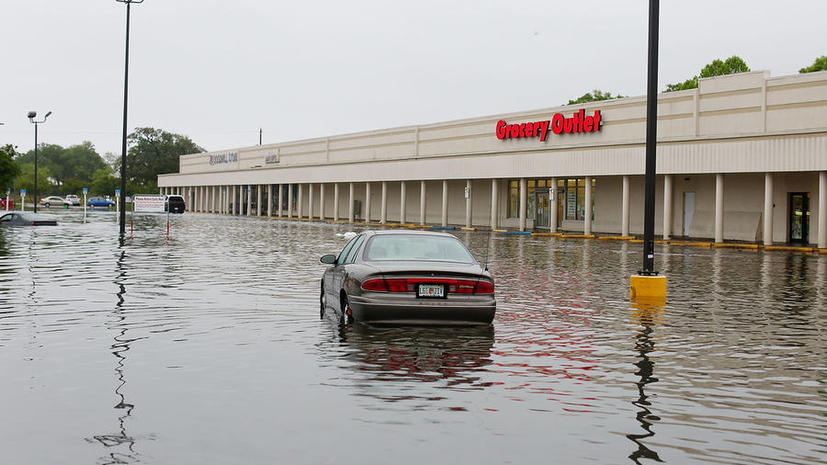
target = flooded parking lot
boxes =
[1,210,825,464]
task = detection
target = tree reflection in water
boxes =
[627,302,664,464]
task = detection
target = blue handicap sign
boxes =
[115,189,121,196]
[82,187,88,195]
[20,189,26,196]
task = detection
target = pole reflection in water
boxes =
[88,249,142,464]
[627,302,665,464]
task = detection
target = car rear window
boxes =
[365,234,475,263]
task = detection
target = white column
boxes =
[278,184,284,217]
[348,182,354,222]
[257,185,262,216]
[519,178,527,231]
[231,186,236,215]
[287,184,293,219]
[297,183,303,219]
[400,181,407,224]
[715,173,724,243]
[308,183,314,220]
[267,185,273,217]
[584,177,592,235]
[246,185,252,216]
[420,180,427,225]
[622,175,630,237]
[490,179,498,230]
[465,179,472,228]
[663,174,673,240]
[364,183,371,223]
[333,183,339,220]
[380,181,387,223]
[441,180,449,227]
[320,184,326,220]
[819,171,827,249]
[550,177,558,234]
[763,173,773,246]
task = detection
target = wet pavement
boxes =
[1,210,825,464]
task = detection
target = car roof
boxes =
[360,229,458,238]
[21,213,56,220]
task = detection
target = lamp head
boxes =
[27,111,36,120]
[44,111,52,119]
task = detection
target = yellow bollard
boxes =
[630,275,667,304]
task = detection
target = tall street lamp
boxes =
[630,0,667,302]
[116,0,144,236]
[27,110,52,214]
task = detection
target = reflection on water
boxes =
[627,303,664,464]
[336,324,495,403]
[0,210,825,465]
[86,249,140,464]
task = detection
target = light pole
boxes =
[630,0,667,302]
[116,0,144,236]
[27,110,52,214]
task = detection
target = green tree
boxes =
[566,89,625,105]
[118,128,204,193]
[90,168,119,197]
[0,144,21,191]
[666,55,751,92]
[14,163,52,196]
[799,56,827,73]
[18,141,106,188]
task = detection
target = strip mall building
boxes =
[158,71,827,248]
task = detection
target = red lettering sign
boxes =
[496,110,602,142]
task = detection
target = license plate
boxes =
[417,284,445,298]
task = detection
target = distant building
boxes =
[159,70,827,247]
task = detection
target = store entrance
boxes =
[535,190,550,229]
[789,192,810,244]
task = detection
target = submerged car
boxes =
[319,230,495,325]
[39,196,68,207]
[65,194,80,206]
[87,197,115,208]
[0,212,58,226]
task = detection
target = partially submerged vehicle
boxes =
[320,230,495,325]
[0,212,58,226]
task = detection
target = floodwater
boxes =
[1,210,825,465]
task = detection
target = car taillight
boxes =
[361,279,389,291]
[362,278,494,294]
[474,280,495,294]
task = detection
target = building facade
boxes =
[158,70,827,248]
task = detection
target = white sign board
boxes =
[133,195,166,213]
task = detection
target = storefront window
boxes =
[564,178,596,221]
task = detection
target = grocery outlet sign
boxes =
[496,109,602,142]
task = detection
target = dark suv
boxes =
[165,195,186,213]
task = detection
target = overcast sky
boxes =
[2,0,825,156]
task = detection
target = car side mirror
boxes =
[320,254,337,265]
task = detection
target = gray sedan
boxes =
[0,212,58,226]
[320,230,495,325]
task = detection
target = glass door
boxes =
[789,193,809,244]
[535,191,549,229]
